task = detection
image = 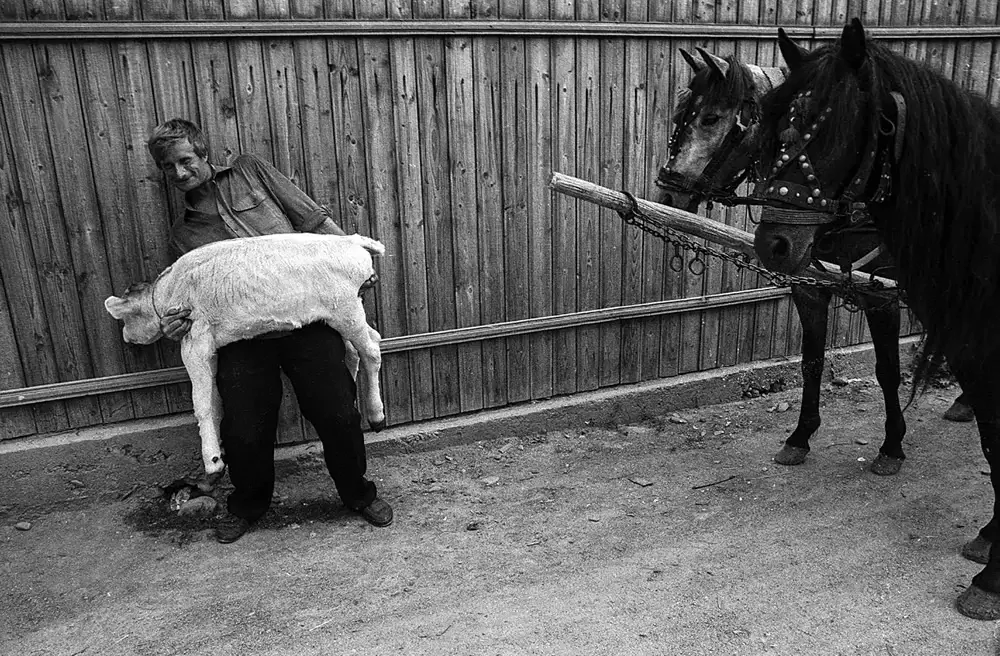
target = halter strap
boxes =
[148,265,171,322]
[889,91,906,162]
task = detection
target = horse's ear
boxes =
[839,17,867,69]
[679,48,704,73]
[695,47,729,79]
[777,28,806,71]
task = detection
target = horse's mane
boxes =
[677,55,756,116]
[762,39,1000,385]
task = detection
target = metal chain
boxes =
[617,200,904,313]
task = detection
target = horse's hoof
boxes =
[957,584,1000,620]
[943,400,975,422]
[774,445,809,466]
[369,419,386,433]
[870,453,904,476]
[962,535,992,565]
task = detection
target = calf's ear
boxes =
[104,296,127,320]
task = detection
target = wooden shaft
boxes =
[549,171,897,290]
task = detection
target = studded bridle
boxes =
[750,89,906,274]
[753,90,907,226]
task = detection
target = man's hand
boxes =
[161,307,192,341]
[359,273,379,297]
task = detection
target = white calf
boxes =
[104,233,386,475]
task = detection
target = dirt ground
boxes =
[3,375,999,656]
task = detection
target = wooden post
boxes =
[549,171,898,291]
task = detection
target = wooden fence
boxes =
[0,0,997,445]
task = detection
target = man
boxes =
[147,118,392,543]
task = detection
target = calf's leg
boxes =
[325,300,385,430]
[180,330,225,475]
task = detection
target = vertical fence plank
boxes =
[388,0,437,421]
[471,19,510,408]
[598,0,625,389]
[499,0,531,404]
[619,0,648,385]
[525,0,554,399]
[445,0,486,412]
[575,2,602,392]
[640,0,670,382]
[551,0,579,397]
[410,1,461,418]
[664,1,695,378]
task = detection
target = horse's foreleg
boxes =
[860,298,906,476]
[775,286,832,466]
[955,368,1000,619]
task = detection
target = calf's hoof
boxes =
[869,453,904,477]
[774,445,809,466]
[943,399,975,422]
[204,458,226,476]
[956,584,1000,620]
[196,467,226,493]
[962,535,992,565]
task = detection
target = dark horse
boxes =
[752,19,1000,619]
[655,46,971,476]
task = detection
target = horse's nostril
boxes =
[661,192,674,207]
[772,236,790,259]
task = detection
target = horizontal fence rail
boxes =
[1,21,999,40]
[0,288,790,409]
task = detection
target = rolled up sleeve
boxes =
[239,155,331,232]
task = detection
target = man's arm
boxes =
[241,155,345,234]
[310,215,347,236]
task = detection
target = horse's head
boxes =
[653,50,754,212]
[655,48,782,214]
[753,20,900,275]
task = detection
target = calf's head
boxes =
[104,282,163,345]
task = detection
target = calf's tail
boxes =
[347,234,386,257]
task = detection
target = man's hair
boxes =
[146,118,209,164]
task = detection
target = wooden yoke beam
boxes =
[549,171,897,291]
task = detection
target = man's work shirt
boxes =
[170,154,330,258]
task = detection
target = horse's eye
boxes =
[702,114,722,127]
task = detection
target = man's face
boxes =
[158,139,212,192]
